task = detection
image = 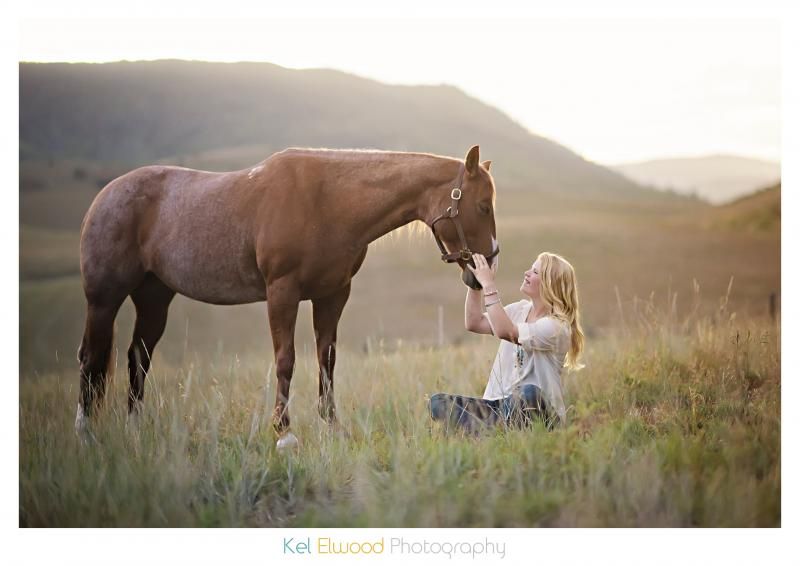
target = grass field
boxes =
[19,161,781,527]
[19,288,780,527]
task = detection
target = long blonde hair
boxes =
[537,252,585,371]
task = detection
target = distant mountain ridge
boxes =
[612,154,780,204]
[19,60,679,202]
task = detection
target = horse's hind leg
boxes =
[127,273,176,414]
[76,297,125,433]
[311,284,351,425]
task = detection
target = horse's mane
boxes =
[281,147,459,163]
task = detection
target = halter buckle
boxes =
[450,188,462,200]
[460,250,472,261]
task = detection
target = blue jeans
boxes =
[428,384,554,433]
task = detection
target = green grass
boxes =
[19,292,780,527]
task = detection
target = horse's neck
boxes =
[350,156,460,246]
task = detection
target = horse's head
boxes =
[430,145,499,289]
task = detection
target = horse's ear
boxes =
[465,145,480,176]
[481,160,491,172]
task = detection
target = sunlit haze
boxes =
[19,18,780,164]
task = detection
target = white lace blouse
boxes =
[482,299,570,423]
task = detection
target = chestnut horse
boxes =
[76,145,499,447]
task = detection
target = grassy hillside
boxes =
[707,183,781,232]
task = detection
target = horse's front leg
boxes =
[266,280,301,449]
[311,284,351,425]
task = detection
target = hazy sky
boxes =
[19,18,780,164]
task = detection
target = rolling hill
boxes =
[20,60,685,203]
[612,154,780,204]
[706,183,780,232]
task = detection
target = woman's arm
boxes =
[467,253,519,343]
[485,299,519,343]
[465,288,493,334]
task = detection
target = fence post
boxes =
[438,305,444,347]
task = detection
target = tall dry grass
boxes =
[19,283,780,527]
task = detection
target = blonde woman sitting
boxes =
[429,252,585,432]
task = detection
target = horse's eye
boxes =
[478,203,491,215]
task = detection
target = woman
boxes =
[429,251,585,432]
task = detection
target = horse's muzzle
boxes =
[462,268,483,290]
[459,249,499,290]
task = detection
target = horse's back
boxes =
[81,165,219,264]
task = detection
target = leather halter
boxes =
[430,162,500,264]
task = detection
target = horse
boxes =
[75,145,499,448]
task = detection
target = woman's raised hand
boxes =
[467,253,498,290]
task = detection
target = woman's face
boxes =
[520,259,542,299]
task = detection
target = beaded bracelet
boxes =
[485,299,502,309]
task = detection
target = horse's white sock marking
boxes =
[74,403,96,444]
[276,431,299,451]
[75,403,87,433]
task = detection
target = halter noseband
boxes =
[430,162,500,264]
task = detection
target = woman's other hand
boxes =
[467,253,498,290]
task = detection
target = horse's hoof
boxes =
[276,431,300,451]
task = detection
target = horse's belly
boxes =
[156,263,266,305]
[149,243,266,305]
[174,276,266,305]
